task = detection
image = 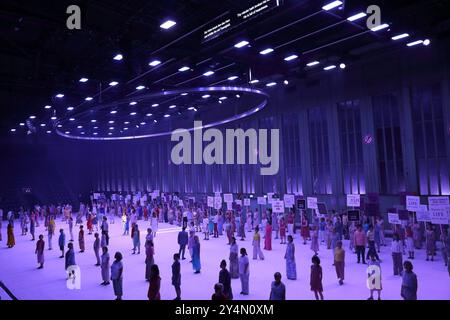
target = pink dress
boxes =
[264,224,272,250]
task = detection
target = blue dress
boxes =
[192,242,201,272]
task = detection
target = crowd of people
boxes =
[0,195,449,300]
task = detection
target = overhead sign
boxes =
[406,196,420,211]
[307,197,318,209]
[202,0,281,43]
[272,200,284,213]
[347,194,360,207]
[283,194,295,208]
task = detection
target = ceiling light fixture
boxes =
[322,1,343,11]
[149,60,161,67]
[234,40,249,48]
[391,33,409,40]
[284,54,298,61]
[160,20,176,30]
[347,12,367,22]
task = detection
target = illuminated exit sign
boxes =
[202,0,282,43]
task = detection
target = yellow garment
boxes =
[334,247,345,262]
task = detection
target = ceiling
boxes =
[1,0,449,136]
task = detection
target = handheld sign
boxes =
[388,212,401,225]
[207,196,214,208]
[267,193,274,204]
[307,197,318,210]
[429,209,449,225]
[235,199,242,206]
[272,200,285,213]
[257,197,266,205]
[178,199,184,207]
[416,205,431,222]
[347,210,360,222]
[244,198,251,206]
[317,203,328,215]
[297,199,306,210]
[347,194,360,207]
[214,196,222,210]
[283,194,295,208]
[406,196,420,211]
[226,202,233,211]
[428,196,449,210]
[224,193,233,203]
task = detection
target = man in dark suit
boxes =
[177,227,188,260]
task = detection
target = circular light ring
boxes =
[55,86,268,141]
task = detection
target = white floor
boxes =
[0,219,449,300]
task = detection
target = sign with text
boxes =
[244,198,251,206]
[388,212,401,225]
[257,196,267,205]
[214,196,222,210]
[416,205,431,223]
[347,194,361,207]
[307,197,318,209]
[348,210,360,222]
[224,194,233,203]
[267,192,274,204]
[297,199,306,210]
[428,196,449,209]
[207,196,214,208]
[283,194,295,208]
[317,203,328,215]
[406,196,420,211]
[429,209,449,225]
[235,199,242,206]
[272,200,285,213]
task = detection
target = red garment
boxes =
[148,276,161,300]
[301,219,310,238]
[279,220,286,237]
[264,224,272,250]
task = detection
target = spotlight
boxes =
[124,128,129,131]
[160,20,176,30]
[51,116,57,120]
[109,81,119,86]
[67,107,74,111]
[152,104,159,107]
[44,105,52,109]
[249,79,259,84]
[392,33,409,41]
[124,121,130,125]
[110,110,117,114]
[93,132,98,135]
[85,97,93,101]
[109,127,114,130]
[108,121,114,124]
[65,131,70,134]
[423,39,431,46]
[259,48,274,55]
[283,80,289,85]
[129,101,137,106]
[77,125,83,129]
[339,63,346,69]
[407,40,424,47]
[69,118,75,121]
[19,123,25,126]
[29,115,36,119]
[202,95,210,99]
[113,54,123,61]
[234,40,249,48]
[347,12,367,22]
[146,113,153,117]
[149,60,161,67]
[40,123,46,127]
[169,105,177,109]
[79,78,89,83]
[46,131,51,134]
[56,94,64,98]
[130,112,137,116]
[219,96,228,100]
[178,66,190,72]
[266,82,277,87]
[91,119,97,123]
[136,85,145,90]
[181,93,188,96]
[11,128,16,132]
[164,114,170,118]
[284,54,298,61]
[140,122,146,125]
[322,1,343,11]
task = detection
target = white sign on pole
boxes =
[283,194,295,208]
[388,213,401,225]
[207,196,214,208]
[214,192,221,197]
[226,202,233,210]
[257,196,266,205]
[93,193,100,200]
[178,199,184,207]
[429,209,449,225]
[267,193,274,204]
[244,198,251,206]
[272,200,285,213]
[235,199,242,206]
[428,196,449,209]
[214,196,222,210]
[416,205,431,222]
[346,194,360,207]
[406,196,420,211]
[224,194,233,203]
[307,197,318,209]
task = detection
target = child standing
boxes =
[310,255,323,300]
[279,217,286,244]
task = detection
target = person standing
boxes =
[47,217,55,250]
[334,241,345,285]
[101,246,110,286]
[367,253,382,300]
[219,260,233,300]
[101,217,109,246]
[264,222,272,251]
[68,217,74,242]
[425,225,436,261]
[366,225,380,262]
[111,252,124,300]
[229,237,239,279]
[6,222,15,248]
[30,213,36,241]
[391,234,403,276]
[285,235,297,280]
[279,217,286,244]
[132,224,141,255]
[147,264,161,300]
[405,224,415,259]
[310,255,323,300]
[354,225,367,264]
[401,261,418,300]
[310,226,319,255]
[412,221,422,249]
[192,235,201,274]
[239,248,250,295]
[177,227,188,260]
[172,253,181,300]
[252,227,265,260]
[145,240,155,281]
[203,215,210,240]
[269,272,286,300]
[93,233,101,266]
[65,242,76,271]
[188,230,195,262]
[78,225,85,253]
[58,229,66,258]
[35,234,45,269]
[301,214,310,244]
[287,212,295,238]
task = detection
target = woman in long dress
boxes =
[229,237,239,279]
[100,246,110,285]
[219,260,233,300]
[7,222,15,248]
[252,227,265,260]
[35,234,45,269]
[145,240,155,281]
[264,222,272,250]
[147,264,161,300]
[192,235,201,273]
[151,212,158,238]
[301,215,310,244]
[285,235,297,280]
[279,217,286,244]
[310,226,319,255]
[425,225,436,261]
[132,224,141,254]
[272,212,279,239]
[239,248,250,295]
